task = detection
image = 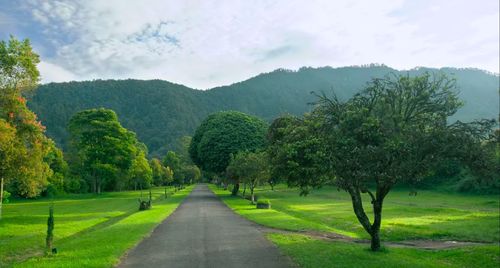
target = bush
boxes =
[2,191,11,204]
[43,184,60,198]
[256,199,271,209]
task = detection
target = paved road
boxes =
[118,184,294,268]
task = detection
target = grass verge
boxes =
[1,186,193,267]
[268,233,500,268]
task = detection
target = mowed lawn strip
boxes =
[211,184,499,267]
[212,184,499,242]
[0,186,193,268]
[267,233,500,268]
[209,185,356,237]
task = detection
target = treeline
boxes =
[189,73,499,251]
[64,108,200,194]
[0,37,199,214]
[28,63,499,157]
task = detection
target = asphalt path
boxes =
[118,184,294,268]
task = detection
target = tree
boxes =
[0,119,17,219]
[0,36,55,199]
[128,148,153,190]
[180,165,201,185]
[163,151,182,186]
[68,108,137,194]
[268,115,330,196]
[271,73,482,251]
[150,158,172,186]
[226,151,270,204]
[189,111,268,193]
[44,141,69,196]
[175,136,194,165]
[317,73,466,251]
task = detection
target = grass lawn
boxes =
[0,186,193,267]
[268,233,500,268]
[210,184,499,242]
[210,184,499,267]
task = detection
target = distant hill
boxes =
[28,65,499,156]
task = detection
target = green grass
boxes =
[211,184,500,242]
[211,184,499,267]
[268,233,500,268]
[0,186,193,267]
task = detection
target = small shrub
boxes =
[2,191,11,204]
[46,205,54,253]
[43,184,59,198]
[256,199,271,209]
[138,199,151,210]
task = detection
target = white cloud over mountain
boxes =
[7,0,499,88]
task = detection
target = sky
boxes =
[0,0,498,89]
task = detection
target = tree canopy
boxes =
[269,73,497,251]
[189,111,268,175]
[68,108,138,193]
[0,36,57,200]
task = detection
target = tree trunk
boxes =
[242,183,247,197]
[348,187,384,251]
[370,198,383,251]
[231,182,240,196]
[97,181,101,195]
[0,177,4,220]
[92,178,97,194]
[250,184,255,204]
[370,226,381,251]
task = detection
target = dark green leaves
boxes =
[189,111,268,174]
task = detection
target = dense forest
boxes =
[28,65,499,157]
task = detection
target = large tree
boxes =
[68,108,137,194]
[0,36,57,201]
[267,115,330,196]
[189,111,268,193]
[270,73,495,251]
[0,119,17,219]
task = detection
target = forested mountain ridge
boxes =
[28,65,499,156]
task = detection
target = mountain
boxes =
[28,65,499,156]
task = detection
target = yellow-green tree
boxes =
[0,36,55,200]
[0,119,17,219]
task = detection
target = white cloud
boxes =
[38,61,78,83]
[23,0,499,88]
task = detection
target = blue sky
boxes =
[0,0,498,89]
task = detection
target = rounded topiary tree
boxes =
[189,111,268,193]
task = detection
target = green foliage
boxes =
[1,191,10,204]
[163,150,182,183]
[256,199,271,205]
[46,205,54,251]
[68,108,139,193]
[180,165,201,184]
[43,141,68,196]
[150,158,173,186]
[270,73,496,251]
[226,151,270,203]
[267,115,330,195]
[190,111,268,174]
[128,148,153,190]
[27,67,498,157]
[0,36,40,92]
[0,36,57,199]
